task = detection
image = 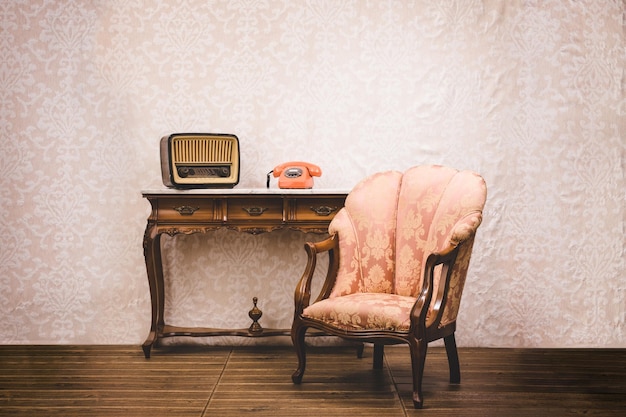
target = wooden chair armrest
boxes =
[293,234,339,315]
[410,247,460,336]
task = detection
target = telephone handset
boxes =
[267,161,322,189]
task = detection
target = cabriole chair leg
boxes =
[444,333,461,384]
[409,337,428,409]
[291,322,307,384]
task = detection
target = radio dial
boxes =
[178,167,194,178]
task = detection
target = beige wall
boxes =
[1,1,624,347]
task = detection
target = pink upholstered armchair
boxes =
[291,165,487,409]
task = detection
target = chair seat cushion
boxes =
[302,293,417,332]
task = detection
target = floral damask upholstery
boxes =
[291,165,487,409]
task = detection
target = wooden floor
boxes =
[0,344,625,416]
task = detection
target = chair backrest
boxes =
[327,165,486,325]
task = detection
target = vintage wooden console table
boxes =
[141,188,348,358]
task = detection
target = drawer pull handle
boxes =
[310,205,337,217]
[173,205,199,216]
[243,206,268,216]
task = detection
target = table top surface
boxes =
[142,188,351,196]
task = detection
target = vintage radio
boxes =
[160,133,240,188]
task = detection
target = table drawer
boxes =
[157,198,218,222]
[226,197,284,221]
[293,197,345,221]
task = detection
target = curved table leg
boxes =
[142,223,163,359]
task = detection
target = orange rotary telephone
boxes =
[268,161,322,189]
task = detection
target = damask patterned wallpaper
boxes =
[1,1,624,347]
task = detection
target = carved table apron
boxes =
[141,188,348,358]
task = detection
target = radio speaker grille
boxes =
[172,137,234,163]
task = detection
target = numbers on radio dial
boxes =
[177,166,230,178]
